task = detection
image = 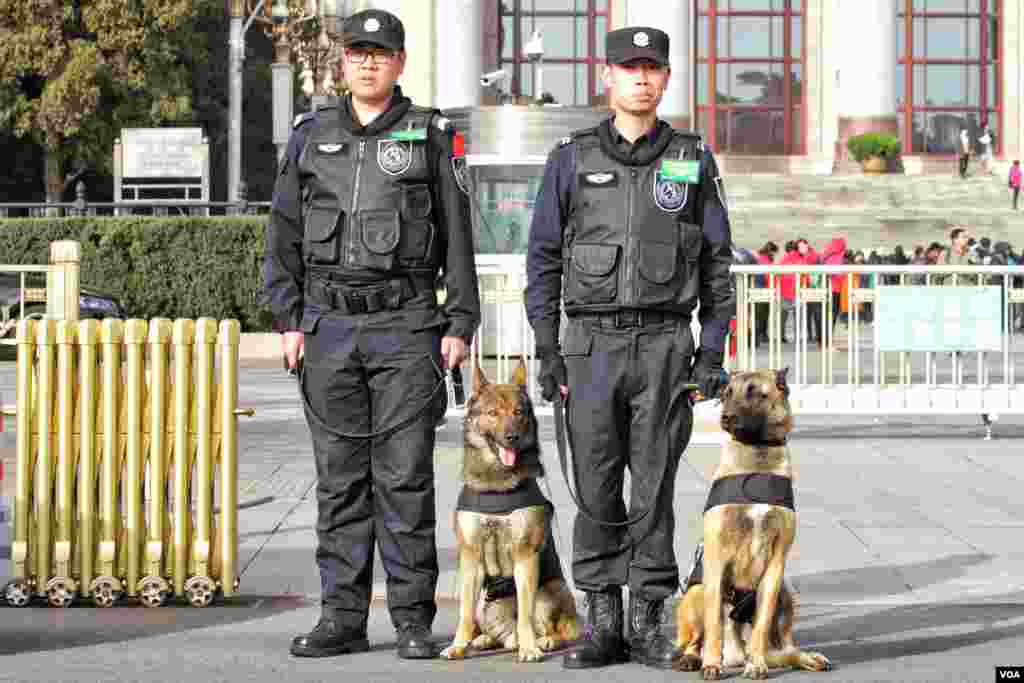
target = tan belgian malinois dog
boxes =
[440,359,579,663]
[675,369,831,679]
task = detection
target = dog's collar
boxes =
[731,436,787,448]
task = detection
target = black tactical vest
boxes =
[297,105,442,281]
[563,126,705,316]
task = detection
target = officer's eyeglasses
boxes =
[344,48,398,65]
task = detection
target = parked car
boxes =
[0,272,126,356]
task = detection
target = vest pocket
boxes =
[358,208,400,272]
[304,203,343,265]
[681,221,703,267]
[398,184,435,262]
[636,237,680,306]
[567,242,619,305]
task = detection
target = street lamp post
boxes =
[270,0,293,165]
[311,0,340,112]
[228,0,274,204]
[228,0,346,199]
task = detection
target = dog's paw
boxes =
[470,634,498,651]
[702,664,722,680]
[439,644,467,660]
[517,643,544,663]
[799,651,833,672]
[536,635,560,652]
[675,654,702,672]
[743,656,769,679]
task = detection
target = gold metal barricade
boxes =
[2,317,249,608]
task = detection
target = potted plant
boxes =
[846,132,901,174]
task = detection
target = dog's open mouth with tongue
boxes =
[487,438,520,469]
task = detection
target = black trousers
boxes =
[754,302,770,341]
[300,308,446,630]
[1013,188,1020,210]
[562,316,695,600]
[806,301,823,342]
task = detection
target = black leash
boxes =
[552,382,700,528]
[297,353,449,440]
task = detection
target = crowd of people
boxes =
[734,227,1024,344]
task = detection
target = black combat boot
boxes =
[396,622,436,659]
[290,616,370,657]
[563,587,628,669]
[627,592,685,669]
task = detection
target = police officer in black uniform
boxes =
[525,26,733,670]
[263,9,480,659]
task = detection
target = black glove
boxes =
[537,350,567,402]
[691,349,727,401]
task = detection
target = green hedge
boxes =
[0,216,274,332]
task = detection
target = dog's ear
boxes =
[472,359,489,394]
[511,355,528,387]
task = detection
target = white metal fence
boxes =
[732,264,1024,419]
[447,262,1024,426]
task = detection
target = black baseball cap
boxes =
[606,27,669,67]
[341,9,405,51]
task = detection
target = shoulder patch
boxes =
[293,112,316,129]
[559,136,572,147]
[433,115,454,134]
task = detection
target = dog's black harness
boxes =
[455,479,564,602]
[703,473,795,514]
[456,478,550,515]
[686,472,796,624]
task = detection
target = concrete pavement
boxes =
[2,364,1024,682]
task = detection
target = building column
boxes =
[624,0,690,129]
[434,0,483,109]
[368,0,435,106]
[834,0,899,164]
[1002,0,1022,165]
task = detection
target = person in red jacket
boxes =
[797,238,823,345]
[754,241,778,344]
[821,236,848,328]
[778,241,803,343]
[1009,160,1022,210]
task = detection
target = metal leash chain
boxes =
[297,353,448,440]
[552,382,700,528]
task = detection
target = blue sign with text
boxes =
[876,286,1002,352]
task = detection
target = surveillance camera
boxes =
[524,30,544,60]
[480,70,509,87]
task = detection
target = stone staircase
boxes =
[722,172,1024,252]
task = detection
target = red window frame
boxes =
[695,0,806,156]
[498,0,611,105]
[898,0,1002,157]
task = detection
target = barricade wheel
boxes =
[184,576,216,608]
[138,576,171,608]
[45,578,78,608]
[4,580,32,608]
[90,576,123,608]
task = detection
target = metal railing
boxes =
[1,241,82,346]
[0,201,271,218]
[0,182,269,218]
[732,264,1024,418]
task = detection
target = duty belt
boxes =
[573,309,684,329]
[306,276,432,315]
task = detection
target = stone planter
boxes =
[861,156,888,174]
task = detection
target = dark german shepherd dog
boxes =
[440,358,578,663]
